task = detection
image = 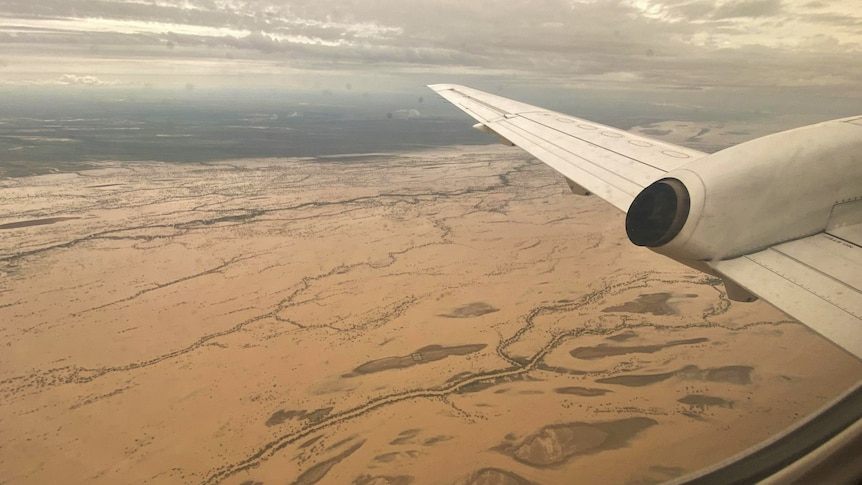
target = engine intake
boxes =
[625,178,690,247]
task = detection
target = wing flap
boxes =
[712,233,862,359]
[430,83,707,212]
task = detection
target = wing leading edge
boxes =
[431,84,862,361]
[429,84,706,212]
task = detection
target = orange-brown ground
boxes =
[2,146,861,485]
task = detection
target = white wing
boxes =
[431,83,862,360]
[711,221,862,358]
[429,84,706,211]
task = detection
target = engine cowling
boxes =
[626,178,690,247]
[625,117,862,261]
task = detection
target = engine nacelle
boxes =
[626,117,862,261]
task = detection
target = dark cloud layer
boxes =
[0,0,860,96]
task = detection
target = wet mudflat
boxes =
[0,216,80,229]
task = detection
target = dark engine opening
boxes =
[626,178,690,247]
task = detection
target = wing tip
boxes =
[427,83,460,92]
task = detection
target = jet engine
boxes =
[625,118,862,262]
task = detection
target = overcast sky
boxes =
[1,0,861,102]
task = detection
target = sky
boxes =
[0,0,860,90]
[1,0,862,126]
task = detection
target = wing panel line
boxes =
[495,117,659,194]
[518,113,680,173]
[744,249,862,320]
[493,119,644,200]
[480,121,637,209]
[712,254,862,359]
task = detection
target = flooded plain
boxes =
[2,145,861,484]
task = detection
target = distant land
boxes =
[0,88,490,176]
[7,85,858,178]
[0,85,862,178]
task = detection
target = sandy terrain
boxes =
[1,145,861,485]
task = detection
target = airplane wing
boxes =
[711,229,862,359]
[430,84,862,361]
[428,84,706,212]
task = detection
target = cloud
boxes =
[0,73,116,86]
[0,0,859,96]
[388,108,421,119]
[712,0,783,19]
[56,74,114,85]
